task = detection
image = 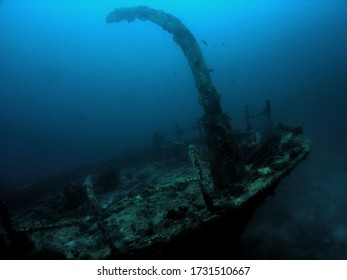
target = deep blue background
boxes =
[1,0,347,259]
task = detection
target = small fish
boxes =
[208,68,214,73]
[201,39,208,46]
[232,80,235,86]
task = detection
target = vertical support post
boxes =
[83,176,118,255]
[189,145,213,211]
[264,99,272,128]
[263,99,273,139]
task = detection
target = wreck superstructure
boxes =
[0,6,311,259]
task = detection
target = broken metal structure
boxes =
[106,6,244,192]
[0,6,312,259]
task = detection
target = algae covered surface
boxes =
[6,127,310,259]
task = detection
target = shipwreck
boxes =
[0,6,311,259]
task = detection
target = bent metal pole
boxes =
[106,6,244,192]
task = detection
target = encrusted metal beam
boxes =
[106,6,244,191]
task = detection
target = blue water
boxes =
[1,0,347,259]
